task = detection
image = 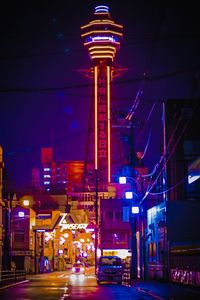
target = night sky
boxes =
[0,0,199,189]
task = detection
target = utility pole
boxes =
[162,101,169,281]
[130,211,138,281]
[140,176,147,281]
[130,121,138,282]
[120,119,138,282]
[34,230,37,274]
[0,146,3,273]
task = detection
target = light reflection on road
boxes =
[70,274,85,283]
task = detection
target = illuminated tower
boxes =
[81,5,123,185]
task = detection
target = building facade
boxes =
[40,147,84,194]
[145,99,200,286]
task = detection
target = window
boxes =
[148,242,157,262]
[108,211,113,220]
[116,211,122,220]
[158,241,164,263]
[14,231,25,243]
[100,256,121,266]
[184,140,193,158]
[105,232,125,245]
[113,232,125,244]
[106,233,113,244]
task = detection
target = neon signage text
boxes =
[58,213,88,232]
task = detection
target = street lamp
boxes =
[119,175,148,280]
[119,176,139,281]
[22,200,30,207]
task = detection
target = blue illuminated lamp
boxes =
[119,176,127,184]
[125,191,133,199]
[120,177,133,199]
[132,206,139,214]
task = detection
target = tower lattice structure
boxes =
[81,5,124,189]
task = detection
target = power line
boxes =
[5,129,88,158]
[140,99,200,204]
[0,66,199,94]
[149,176,187,196]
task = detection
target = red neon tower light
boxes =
[81,5,123,183]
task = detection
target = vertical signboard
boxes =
[123,206,129,222]
[95,63,111,183]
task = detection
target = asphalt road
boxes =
[0,270,155,300]
[0,269,200,299]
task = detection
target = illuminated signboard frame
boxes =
[94,64,111,182]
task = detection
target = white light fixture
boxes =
[125,191,133,199]
[23,200,29,206]
[119,176,126,184]
[132,206,139,214]
[18,211,25,218]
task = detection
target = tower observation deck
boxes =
[81,5,123,185]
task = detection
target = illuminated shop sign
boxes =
[58,213,88,232]
[61,223,87,231]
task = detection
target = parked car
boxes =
[96,255,124,284]
[71,262,86,274]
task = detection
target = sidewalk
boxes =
[131,279,200,300]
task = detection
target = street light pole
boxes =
[119,176,139,281]
[140,176,147,281]
[9,195,13,270]
[34,230,37,274]
[130,210,138,281]
[3,198,10,270]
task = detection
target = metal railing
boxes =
[0,270,26,288]
[171,268,200,287]
[122,267,131,286]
